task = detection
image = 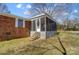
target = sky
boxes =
[5,3,79,20]
[6,3,32,18]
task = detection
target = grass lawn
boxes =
[0,31,79,55]
[0,37,31,54]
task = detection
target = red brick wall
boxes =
[25,21,31,30]
[25,21,31,36]
[0,15,30,41]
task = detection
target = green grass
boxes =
[0,31,79,55]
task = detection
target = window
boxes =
[18,19,23,28]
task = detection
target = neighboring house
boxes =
[0,13,31,41]
[30,13,57,39]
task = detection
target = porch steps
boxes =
[31,32,40,40]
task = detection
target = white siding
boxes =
[23,20,25,28]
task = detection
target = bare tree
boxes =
[62,17,79,31]
[0,3,10,13]
[29,3,70,19]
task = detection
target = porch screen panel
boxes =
[32,20,36,31]
[46,17,51,31]
[51,22,57,31]
[46,17,56,31]
[41,17,45,31]
[37,19,40,29]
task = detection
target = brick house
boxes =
[0,13,31,41]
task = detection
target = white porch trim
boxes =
[15,18,18,27]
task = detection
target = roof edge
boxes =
[0,13,30,20]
